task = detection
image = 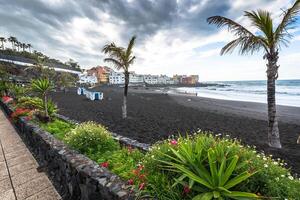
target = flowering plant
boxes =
[2,96,13,104]
[11,108,32,120]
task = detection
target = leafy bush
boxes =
[8,83,28,100]
[64,122,119,156]
[17,96,58,117]
[97,147,144,180]
[39,119,74,140]
[139,133,300,200]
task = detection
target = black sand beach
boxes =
[50,86,300,174]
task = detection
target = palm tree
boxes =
[8,36,16,50]
[31,78,54,119]
[207,0,300,148]
[16,41,21,52]
[21,43,27,51]
[27,44,32,52]
[0,37,6,50]
[57,72,76,92]
[8,36,18,50]
[102,36,136,119]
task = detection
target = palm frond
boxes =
[244,10,274,45]
[125,36,136,59]
[275,0,300,47]
[103,58,123,70]
[207,16,255,37]
[128,56,136,65]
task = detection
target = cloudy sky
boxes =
[0,0,299,81]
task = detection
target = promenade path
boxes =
[0,109,61,200]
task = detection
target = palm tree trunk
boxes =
[266,51,281,148]
[122,72,129,119]
[44,94,48,118]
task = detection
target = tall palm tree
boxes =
[207,0,300,148]
[102,36,136,119]
[8,36,18,50]
[16,41,21,52]
[27,44,32,52]
[31,78,54,119]
[0,37,6,50]
[21,43,27,51]
[8,36,16,50]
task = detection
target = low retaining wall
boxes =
[0,101,136,200]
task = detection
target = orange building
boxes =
[87,66,112,83]
[173,74,199,85]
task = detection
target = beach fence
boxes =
[77,87,103,100]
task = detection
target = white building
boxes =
[109,71,125,84]
[109,71,176,85]
[78,72,98,85]
[144,75,158,84]
[129,72,144,84]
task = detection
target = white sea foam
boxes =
[176,80,300,107]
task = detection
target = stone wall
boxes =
[0,101,136,200]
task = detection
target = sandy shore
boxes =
[50,86,300,174]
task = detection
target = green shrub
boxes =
[39,119,74,140]
[140,133,300,200]
[17,96,58,117]
[64,122,119,156]
[96,147,144,180]
[8,83,28,100]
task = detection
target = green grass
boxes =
[39,118,74,140]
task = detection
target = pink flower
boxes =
[100,161,109,168]
[183,186,191,194]
[170,140,178,145]
[127,179,134,185]
[138,182,146,190]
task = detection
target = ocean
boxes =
[176,79,300,107]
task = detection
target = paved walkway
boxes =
[0,110,61,200]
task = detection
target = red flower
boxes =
[138,174,146,181]
[170,140,178,145]
[2,96,13,103]
[11,108,31,119]
[127,179,134,185]
[183,186,191,194]
[138,182,146,190]
[100,161,109,168]
[132,169,139,175]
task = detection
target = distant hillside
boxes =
[0,49,81,72]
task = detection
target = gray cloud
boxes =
[0,0,241,67]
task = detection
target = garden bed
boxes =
[0,100,137,200]
[1,97,300,200]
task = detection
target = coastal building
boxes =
[173,74,199,85]
[78,72,98,85]
[144,75,158,84]
[108,71,198,85]
[87,66,112,84]
[109,71,125,84]
[129,72,144,84]
[157,75,175,84]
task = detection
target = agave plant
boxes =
[157,138,259,200]
[31,78,54,119]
